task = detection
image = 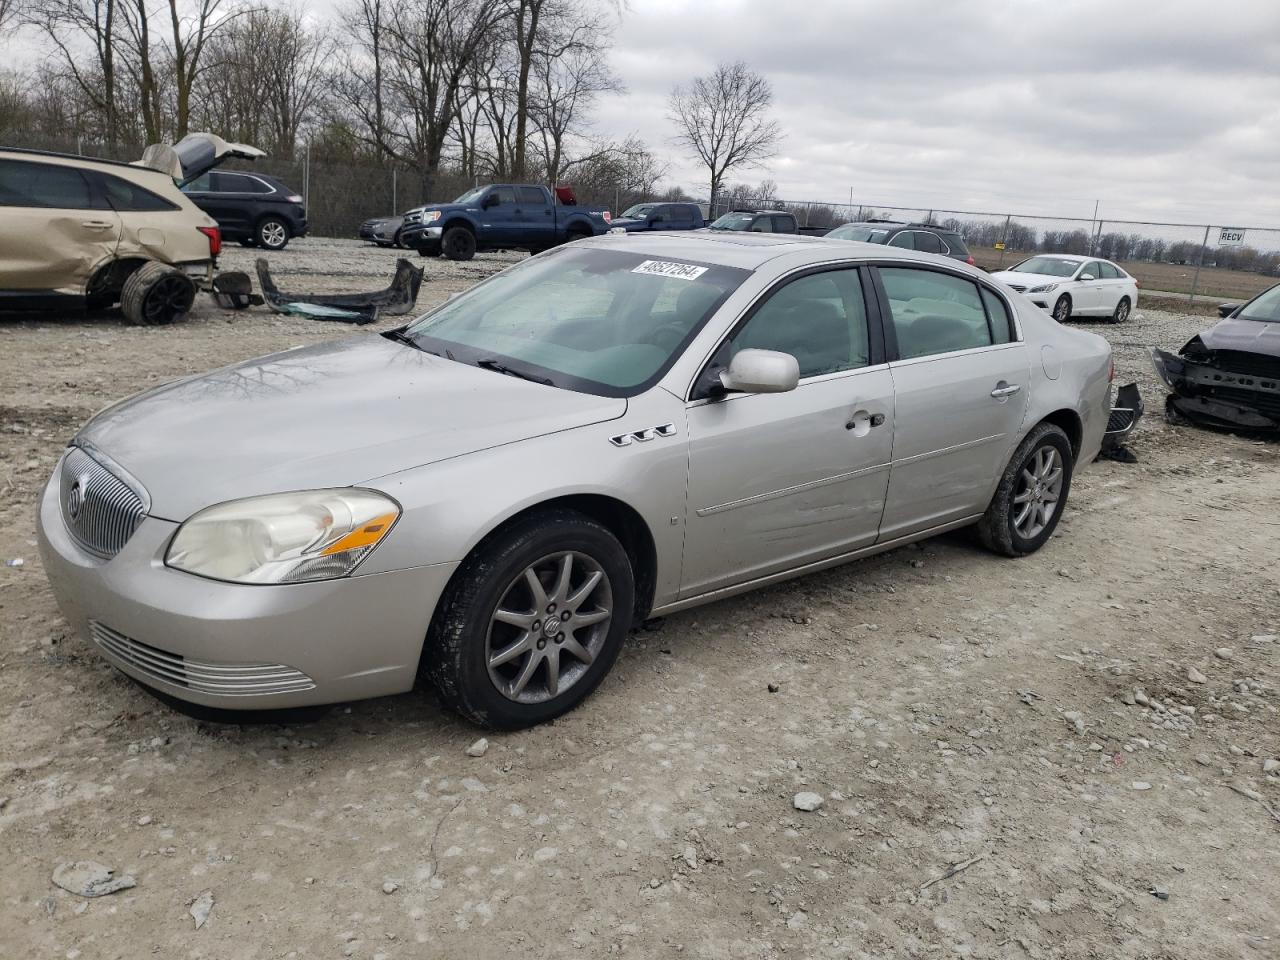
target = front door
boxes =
[1073,260,1107,314]
[681,266,894,598]
[874,265,1031,539]
[482,186,519,245]
[514,185,554,248]
[0,157,120,299]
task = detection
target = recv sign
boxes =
[1218,227,1246,246]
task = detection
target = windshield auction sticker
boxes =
[632,260,709,281]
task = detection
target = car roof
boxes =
[582,230,972,272]
[0,146,172,181]
[1023,253,1097,263]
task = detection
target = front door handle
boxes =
[991,382,1022,400]
[81,220,114,230]
[845,411,886,432]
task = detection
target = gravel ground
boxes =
[1,238,1278,959]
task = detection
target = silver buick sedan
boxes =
[38,233,1113,728]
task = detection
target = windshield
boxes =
[1239,283,1280,323]
[452,186,486,204]
[1010,256,1081,278]
[826,224,890,243]
[402,247,749,396]
[621,204,655,219]
[708,212,755,231]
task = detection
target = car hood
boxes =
[989,270,1069,288]
[76,336,626,520]
[1194,316,1280,358]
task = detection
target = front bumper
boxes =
[36,470,458,710]
[1151,348,1280,432]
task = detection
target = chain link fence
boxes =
[710,196,1280,304]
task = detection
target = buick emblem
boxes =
[67,477,86,521]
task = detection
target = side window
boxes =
[772,215,796,233]
[1081,261,1104,279]
[0,158,96,209]
[213,173,250,193]
[879,267,993,359]
[748,216,772,233]
[493,186,517,205]
[730,269,871,378]
[980,287,1015,344]
[673,205,696,223]
[516,186,544,205]
[246,177,275,194]
[1098,262,1120,279]
[97,172,177,212]
[183,172,212,192]
[913,231,943,254]
[887,231,915,249]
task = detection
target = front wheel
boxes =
[257,217,290,250]
[1052,294,1072,324]
[1112,296,1131,323]
[976,422,1074,556]
[424,509,634,729]
[441,226,477,261]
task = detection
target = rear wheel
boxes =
[976,422,1074,556]
[1052,294,1072,324]
[257,217,290,251]
[1112,296,1131,323]
[425,509,634,729]
[120,261,196,326]
[441,226,477,261]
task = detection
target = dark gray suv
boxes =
[181,170,308,250]
[827,221,975,266]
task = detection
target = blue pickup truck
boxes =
[399,184,612,261]
[608,201,706,232]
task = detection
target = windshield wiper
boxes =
[474,358,555,386]
[383,328,421,350]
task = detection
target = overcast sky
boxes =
[599,0,1280,228]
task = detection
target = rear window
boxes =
[0,158,96,209]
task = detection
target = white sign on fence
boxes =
[1217,227,1246,246]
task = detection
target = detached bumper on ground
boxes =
[36,470,456,710]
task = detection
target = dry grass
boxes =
[971,247,1276,301]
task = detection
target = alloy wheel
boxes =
[1012,446,1064,539]
[260,220,288,249]
[1053,296,1070,323]
[143,274,195,324]
[485,551,613,704]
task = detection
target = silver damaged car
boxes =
[38,233,1114,728]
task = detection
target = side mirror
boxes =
[1078,273,1095,281]
[719,349,800,395]
[1218,302,1242,318]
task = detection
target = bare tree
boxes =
[532,41,621,184]
[165,0,248,139]
[28,0,122,145]
[668,61,781,214]
[1,0,25,33]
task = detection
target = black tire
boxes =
[1112,296,1131,323]
[976,422,1074,557]
[257,216,290,250]
[120,261,196,326]
[1052,294,1072,324]
[424,508,635,729]
[441,226,477,261]
[393,229,405,249]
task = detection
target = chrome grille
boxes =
[89,622,316,696]
[59,447,147,559]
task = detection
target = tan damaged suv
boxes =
[0,146,223,324]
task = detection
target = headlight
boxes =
[423,210,441,222]
[1028,282,1058,294]
[166,489,400,585]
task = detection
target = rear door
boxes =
[670,204,700,230]
[1096,261,1127,313]
[515,185,554,247]
[0,156,120,299]
[681,266,894,596]
[771,214,798,234]
[874,264,1030,539]
[210,172,261,235]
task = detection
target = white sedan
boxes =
[990,255,1138,323]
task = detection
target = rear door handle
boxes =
[991,382,1022,399]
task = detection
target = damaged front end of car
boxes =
[1151,336,1280,433]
